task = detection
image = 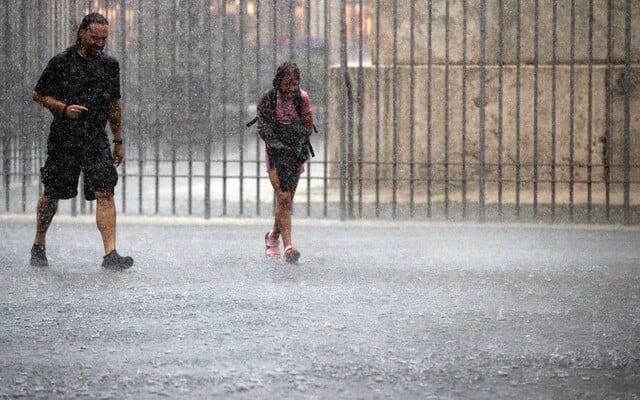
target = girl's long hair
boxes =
[272,61,300,89]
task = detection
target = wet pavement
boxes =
[1,214,639,399]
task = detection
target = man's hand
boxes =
[113,144,124,166]
[65,104,88,119]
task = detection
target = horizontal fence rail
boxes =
[1,0,638,224]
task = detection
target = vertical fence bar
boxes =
[426,0,432,218]
[461,0,467,219]
[16,4,31,212]
[391,0,398,219]
[587,0,593,222]
[187,0,194,216]
[533,0,539,220]
[153,0,160,215]
[478,0,486,222]
[515,0,521,219]
[409,0,416,218]
[304,0,314,217]
[339,0,347,220]
[569,0,576,221]
[374,0,381,217]
[623,0,631,225]
[69,7,77,216]
[272,0,277,70]
[118,0,126,215]
[35,1,46,207]
[357,0,364,217]
[271,0,278,213]
[29,2,39,210]
[170,0,177,215]
[204,0,213,219]
[19,0,27,213]
[137,0,144,214]
[239,0,247,216]
[32,1,42,210]
[255,0,262,217]
[288,0,295,60]
[497,0,504,220]
[322,0,330,217]
[222,0,229,215]
[605,0,612,222]
[39,0,48,200]
[80,1,89,215]
[347,1,355,218]
[551,0,557,221]
[2,2,10,211]
[444,0,450,220]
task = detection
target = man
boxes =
[30,12,133,270]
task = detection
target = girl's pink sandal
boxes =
[284,245,300,263]
[265,231,281,259]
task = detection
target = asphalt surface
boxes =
[1,215,639,399]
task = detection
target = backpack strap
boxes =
[246,116,258,127]
[293,90,303,118]
[269,89,278,118]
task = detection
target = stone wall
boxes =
[328,0,639,201]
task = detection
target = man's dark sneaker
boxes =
[30,244,48,267]
[101,250,134,270]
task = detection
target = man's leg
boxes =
[31,195,58,266]
[34,195,58,245]
[95,191,133,269]
[94,191,116,254]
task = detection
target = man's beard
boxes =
[86,45,103,58]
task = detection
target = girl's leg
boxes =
[268,170,281,241]
[268,169,298,248]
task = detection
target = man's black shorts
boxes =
[41,132,118,201]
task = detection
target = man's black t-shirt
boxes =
[34,47,120,138]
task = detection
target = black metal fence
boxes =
[1,0,638,224]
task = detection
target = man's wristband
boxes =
[62,104,68,116]
[113,139,123,145]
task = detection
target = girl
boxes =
[256,61,314,262]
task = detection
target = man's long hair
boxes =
[76,12,109,46]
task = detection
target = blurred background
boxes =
[1,0,638,224]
